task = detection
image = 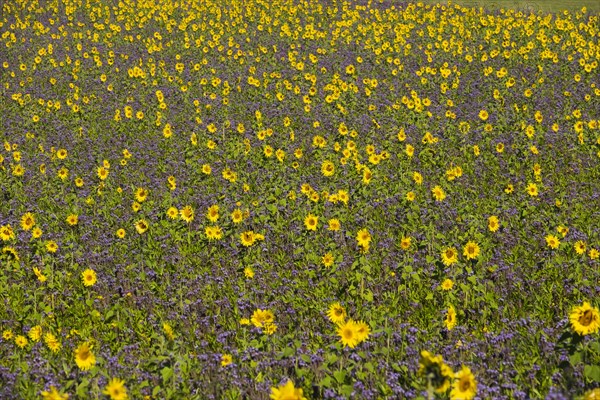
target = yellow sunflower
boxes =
[135,219,149,234]
[304,214,318,231]
[180,205,194,223]
[21,212,35,231]
[450,366,477,400]
[81,269,97,287]
[327,303,346,325]
[337,319,360,348]
[570,302,600,336]
[270,380,306,400]
[463,241,480,260]
[74,342,96,371]
[445,305,457,330]
[441,247,458,266]
[103,378,128,400]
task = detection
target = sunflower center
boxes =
[580,310,593,326]
[79,348,90,360]
[446,249,454,258]
[459,376,471,391]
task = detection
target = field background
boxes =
[422,0,600,12]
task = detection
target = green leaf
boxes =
[569,351,583,365]
[300,354,311,363]
[281,347,295,358]
[76,379,89,398]
[319,376,332,388]
[161,367,173,384]
[585,365,600,382]
[333,370,346,384]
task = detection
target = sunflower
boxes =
[66,214,78,226]
[545,235,560,249]
[270,380,306,400]
[201,164,212,175]
[33,267,47,282]
[205,226,223,241]
[418,350,454,394]
[400,236,412,250]
[103,378,128,400]
[263,322,278,335]
[413,171,423,185]
[44,332,61,352]
[81,269,97,287]
[46,240,58,253]
[488,216,499,232]
[570,302,600,336]
[585,388,600,400]
[356,228,371,248]
[432,185,446,201]
[0,224,15,241]
[327,303,346,325]
[2,246,19,261]
[557,225,569,237]
[57,167,69,180]
[135,219,149,234]
[135,187,148,202]
[206,205,219,222]
[14,335,28,348]
[527,182,538,197]
[166,207,179,219]
[21,212,35,231]
[321,252,335,267]
[41,386,69,400]
[574,240,587,255]
[28,325,42,342]
[326,218,340,232]
[445,306,457,330]
[441,247,458,266]
[221,354,233,367]
[240,231,256,247]
[441,279,454,291]
[74,342,96,371]
[163,323,175,340]
[243,267,254,279]
[450,366,477,400]
[337,319,360,348]
[321,160,335,177]
[180,205,194,223]
[251,309,274,328]
[354,320,371,343]
[97,166,109,180]
[304,214,318,231]
[406,191,416,201]
[32,227,43,239]
[231,209,244,223]
[115,228,126,239]
[462,241,480,260]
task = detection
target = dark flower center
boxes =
[580,310,593,326]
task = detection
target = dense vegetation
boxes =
[1,0,599,398]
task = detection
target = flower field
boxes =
[1,0,599,398]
